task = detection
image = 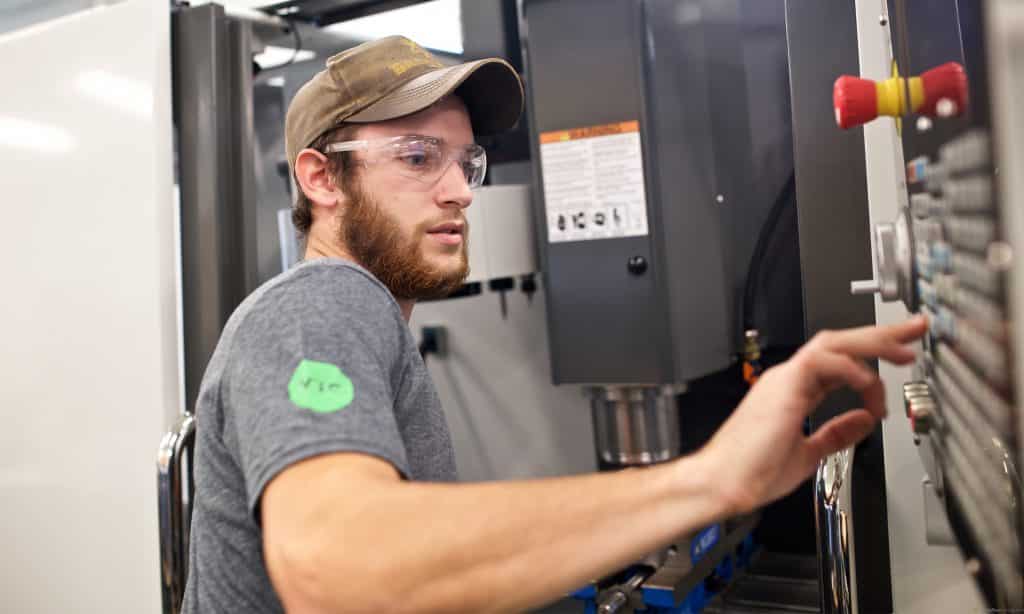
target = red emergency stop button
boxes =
[833,62,968,129]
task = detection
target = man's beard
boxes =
[337,178,470,301]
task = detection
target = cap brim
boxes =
[345,58,523,136]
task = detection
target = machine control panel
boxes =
[867,126,1021,606]
[836,23,1021,598]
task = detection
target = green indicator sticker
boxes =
[288,359,354,413]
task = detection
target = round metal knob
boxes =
[875,221,902,301]
[902,382,932,418]
[850,208,916,311]
[909,398,936,435]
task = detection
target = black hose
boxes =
[742,171,796,331]
[256,18,304,72]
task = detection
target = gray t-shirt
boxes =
[182,259,456,613]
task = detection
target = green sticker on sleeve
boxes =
[288,359,354,413]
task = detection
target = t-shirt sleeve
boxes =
[222,267,412,518]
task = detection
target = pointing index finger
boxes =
[817,316,927,362]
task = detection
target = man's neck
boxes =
[303,237,415,322]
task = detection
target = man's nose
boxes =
[434,161,474,209]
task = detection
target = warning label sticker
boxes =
[539,120,649,244]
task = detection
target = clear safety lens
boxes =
[326,136,487,190]
[387,137,486,189]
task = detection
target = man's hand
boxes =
[700,316,929,516]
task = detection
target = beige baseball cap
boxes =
[285,35,524,171]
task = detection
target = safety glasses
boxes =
[323,135,487,190]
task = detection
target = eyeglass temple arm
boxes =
[322,140,368,154]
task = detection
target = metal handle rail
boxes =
[815,448,858,614]
[157,413,197,614]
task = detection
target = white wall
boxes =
[0,1,179,612]
[0,0,122,36]
[411,283,597,482]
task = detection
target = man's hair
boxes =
[291,124,360,237]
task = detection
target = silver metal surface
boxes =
[935,436,1022,604]
[903,381,932,418]
[952,251,1002,297]
[277,208,300,272]
[944,175,995,213]
[850,279,881,295]
[814,449,858,614]
[911,130,1019,607]
[933,364,1019,539]
[882,208,914,305]
[917,431,943,496]
[175,4,261,410]
[945,216,996,253]
[229,17,260,296]
[589,386,683,466]
[596,569,648,614]
[875,221,901,300]
[157,413,196,614]
[908,398,935,434]
[935,342,1012,433]
[987,0,1024,523]
[597,591,628,614]
[923,477,956,546]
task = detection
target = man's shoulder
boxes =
[218,259,405,353]
[243,259,399,319]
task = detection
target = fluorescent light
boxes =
[324,0,463,55]
[255,45,316,68]
[76,70,153,119]
[0,116,76,154]
[266,76,286,87]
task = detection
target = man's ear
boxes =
[294,148,343,212]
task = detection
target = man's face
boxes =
[335,96,476,301]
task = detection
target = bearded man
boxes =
[182,36,926,613]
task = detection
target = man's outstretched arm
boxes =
[261,316,927,613]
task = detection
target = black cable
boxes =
[258,18,304,71]
[742,171,796,331]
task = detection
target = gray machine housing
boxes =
[522,0,794,386]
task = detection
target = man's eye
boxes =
[400,153,428,167]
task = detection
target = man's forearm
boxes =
[271,451,730,613]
